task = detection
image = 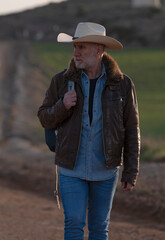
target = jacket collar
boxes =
[64,52,123,85]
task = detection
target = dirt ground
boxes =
[0,41,165,240]
[0,182,164,240]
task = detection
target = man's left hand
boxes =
[121,182,134,191]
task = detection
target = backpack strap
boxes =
[54,165,60,209]
[68,80,75,91]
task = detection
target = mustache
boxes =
[74,57,82,61]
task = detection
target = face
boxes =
[73,42,99,70]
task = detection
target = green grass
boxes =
[30,43,165,141]
[30,42,73,78]
[110,49,165,138]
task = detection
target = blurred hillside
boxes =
[0,0,165,47]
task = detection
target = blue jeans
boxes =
[59,171,119,240]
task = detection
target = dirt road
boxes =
[0,41,164,240]
[0,182,164,240]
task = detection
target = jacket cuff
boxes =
[121,174,137,186]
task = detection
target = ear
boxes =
[97,44,104,56]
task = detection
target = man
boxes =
[38,22,140,240]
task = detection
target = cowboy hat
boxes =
[57,22,123,50]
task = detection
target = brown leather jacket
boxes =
[38,52,140,186]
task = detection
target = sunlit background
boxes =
[0,0,65,15]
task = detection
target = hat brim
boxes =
[57,33,123,50]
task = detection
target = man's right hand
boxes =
[63,90,77,110]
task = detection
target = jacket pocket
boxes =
[106,96,125,144]
[108,96,124,122]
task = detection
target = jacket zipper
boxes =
[73,84,84,169]
[101,84,108,163]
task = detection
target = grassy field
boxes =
[30,42,165,161]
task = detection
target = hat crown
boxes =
[74,22,106,38]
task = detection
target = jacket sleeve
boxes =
[37,74,72,129]
[121,77,140,186]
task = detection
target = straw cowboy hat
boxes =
[57,22,123,50]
